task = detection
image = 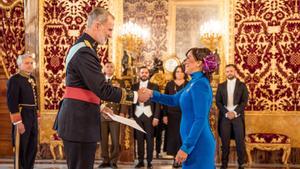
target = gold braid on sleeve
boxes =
[120,88,134,105]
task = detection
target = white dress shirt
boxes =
[135,80,152,118]
[226,78,239,118]
[105,75,113,82]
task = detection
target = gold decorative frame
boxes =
[0,0,22,9]
[168,0,231,83]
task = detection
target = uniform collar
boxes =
[19,70,31,78]
[106,75,113,80]
[190,71,204,79]
[82,33,98,51]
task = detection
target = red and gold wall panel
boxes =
[0,0,25,77]
[40,0,110,110]
[234,0,299,111]
[124,0,168,63]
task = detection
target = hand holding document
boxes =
[105,113,146,133]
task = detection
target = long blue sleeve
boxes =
[180,82,210,154]
[151,89,184,107]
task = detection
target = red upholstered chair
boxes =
[245,133,291,165]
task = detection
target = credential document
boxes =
[105,113,146,133]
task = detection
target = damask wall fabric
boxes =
[234,0,299,111]
[0,0,25,76]
[42,0,109,110]
[124,0,168,65]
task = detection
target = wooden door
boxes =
[0,66,13,157]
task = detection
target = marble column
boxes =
[24,0,41,158]
[24,0,39,76]
[110,0,135,163]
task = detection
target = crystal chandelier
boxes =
[199,20,223,51]
[119,21,150,56]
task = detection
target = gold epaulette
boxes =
[84,40,93,49]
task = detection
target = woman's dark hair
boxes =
[172,65,188,80]
[185,47,219,81]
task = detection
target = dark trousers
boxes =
[15,120,38,169]
[135,114,154,163]
[100,120,120,164]
[154,119,165,154]
[220,117,245,166]
[63,140,97,169]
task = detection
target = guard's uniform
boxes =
[100,76,124,166]
[57,33,134,169]
[7,71,39,169]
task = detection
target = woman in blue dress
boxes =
[144,48,219,169]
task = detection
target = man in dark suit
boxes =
[131,67,160,169]
[7,53,40,169]
[98,62,124,169]
[56,8,150,169]
[216,64,249,169]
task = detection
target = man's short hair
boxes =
[17,53,34,68]
[139,66,149,72]
[104,61,113,66]
[225,64,237,70]
[87,7,114,28]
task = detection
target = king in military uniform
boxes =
[56,8,150,169]
[7,53,39,169]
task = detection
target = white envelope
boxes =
[105,113,146,133]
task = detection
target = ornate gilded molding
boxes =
[246,111,300,116]
[0,0,22,9]
[38,0,45,113]
[0,53,9,79]
[109,0,123,78]
[228,0,237,64]
[246,143,291,165]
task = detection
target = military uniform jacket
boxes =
[101,76,124,121]
[57,33,134,142]
[7,71,39,125]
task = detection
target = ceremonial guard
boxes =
[7,53,39,169]
[98,62,125,169]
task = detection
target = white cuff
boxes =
[100,104,106,112]
[233,111,239,117]
[13,121,22,125]
[133,91,138,104]
[225,112,228,118]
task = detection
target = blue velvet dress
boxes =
[152,72,216,169]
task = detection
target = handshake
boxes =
[137,87,153,103]
[101,87,154,118]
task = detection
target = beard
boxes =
[140,77,149,81]
[227,75,235,80]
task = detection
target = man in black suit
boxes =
[131,67,160,169]
[56,8,150,169]
[216,64,249,169]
